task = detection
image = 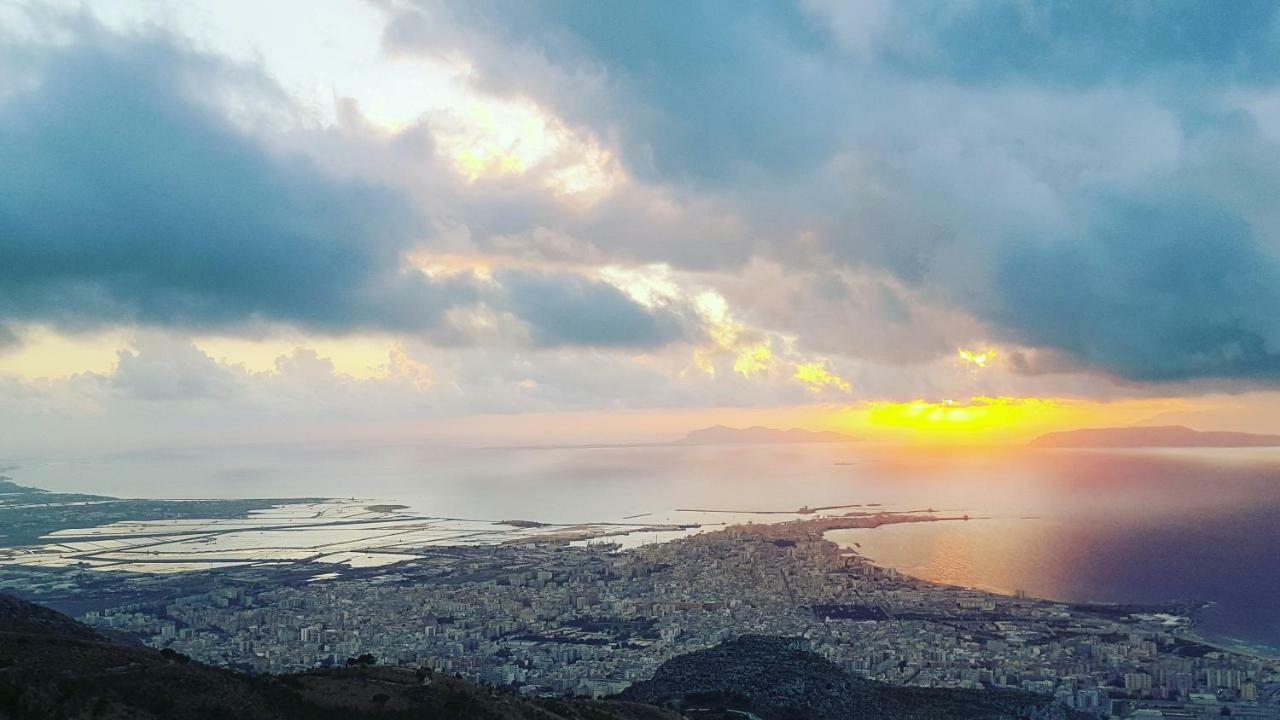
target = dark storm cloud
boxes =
[500,270,687,348]
[390,1,1280,182]
[386,0,1280,384]
[385,0,844,183]
[9,5,1280,383]
[881,0,1280,86]
[989,197,1280,382]
[0,26,474,335]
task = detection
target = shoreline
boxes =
[821,521,1280,661]
[7,474,1279,662]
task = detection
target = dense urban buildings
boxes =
[10,518,1274,719]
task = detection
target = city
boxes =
[9,515,1273,719]
[6,1,1280,718]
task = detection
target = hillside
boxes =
[677,426,857,445]
[620,636,1087,720]
[0,594,671,720]
[1,596,1088,720]
[1030,425,1280,448]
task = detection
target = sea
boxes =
[9,441,1280,653]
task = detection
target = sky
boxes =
[3,0,1280,455]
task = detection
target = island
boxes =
[1030,425,1280,448]
[363,504,411,513]
[676,425,857,445]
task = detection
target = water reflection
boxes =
[12,443,1280,650]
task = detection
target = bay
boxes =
[10,442,1280,651]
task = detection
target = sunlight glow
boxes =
[957,347,997,369]
[195,335,406,380]
[834,395,1208,444]
[382,346,434,389]
[0,325,129,378]
[691,291,742,376]
[442,101,549,180]
[865,397,1058,437]
[597,265,681,307]
[793,362,852,394]
[435,97,620,198]
[733,344,773,377]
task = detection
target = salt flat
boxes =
[0,498,718,574]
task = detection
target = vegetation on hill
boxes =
[620,635,1088,720]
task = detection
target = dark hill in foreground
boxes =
[1030,425,1280,448]
[620,636,1087,720]
[1,596,1083,720]
[0,594,670,720]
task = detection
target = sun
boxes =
[862,397,1061,442]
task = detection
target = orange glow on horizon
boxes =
[864,397,1056,439]
[841,396,1193,445]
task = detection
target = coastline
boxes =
[9,497,1279,716]
[7,470,1279,663]
[1180,603,1280,660]
[822,521,1280,661]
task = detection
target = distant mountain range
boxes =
[484,425,858,451]
[1031,425,1280,448]
[676,425,857,445]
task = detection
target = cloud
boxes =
[957,348,997,370]
[499,270,688,348]
[8,1,1280,402]
[383,1,849,183]
[110,337,243,401]
[988,196,1280,381]
[382,1,1280,386]
[793,361,852,394]
[871,1,1280,86]
[387,1,1280,188]
[0,20,476,336]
